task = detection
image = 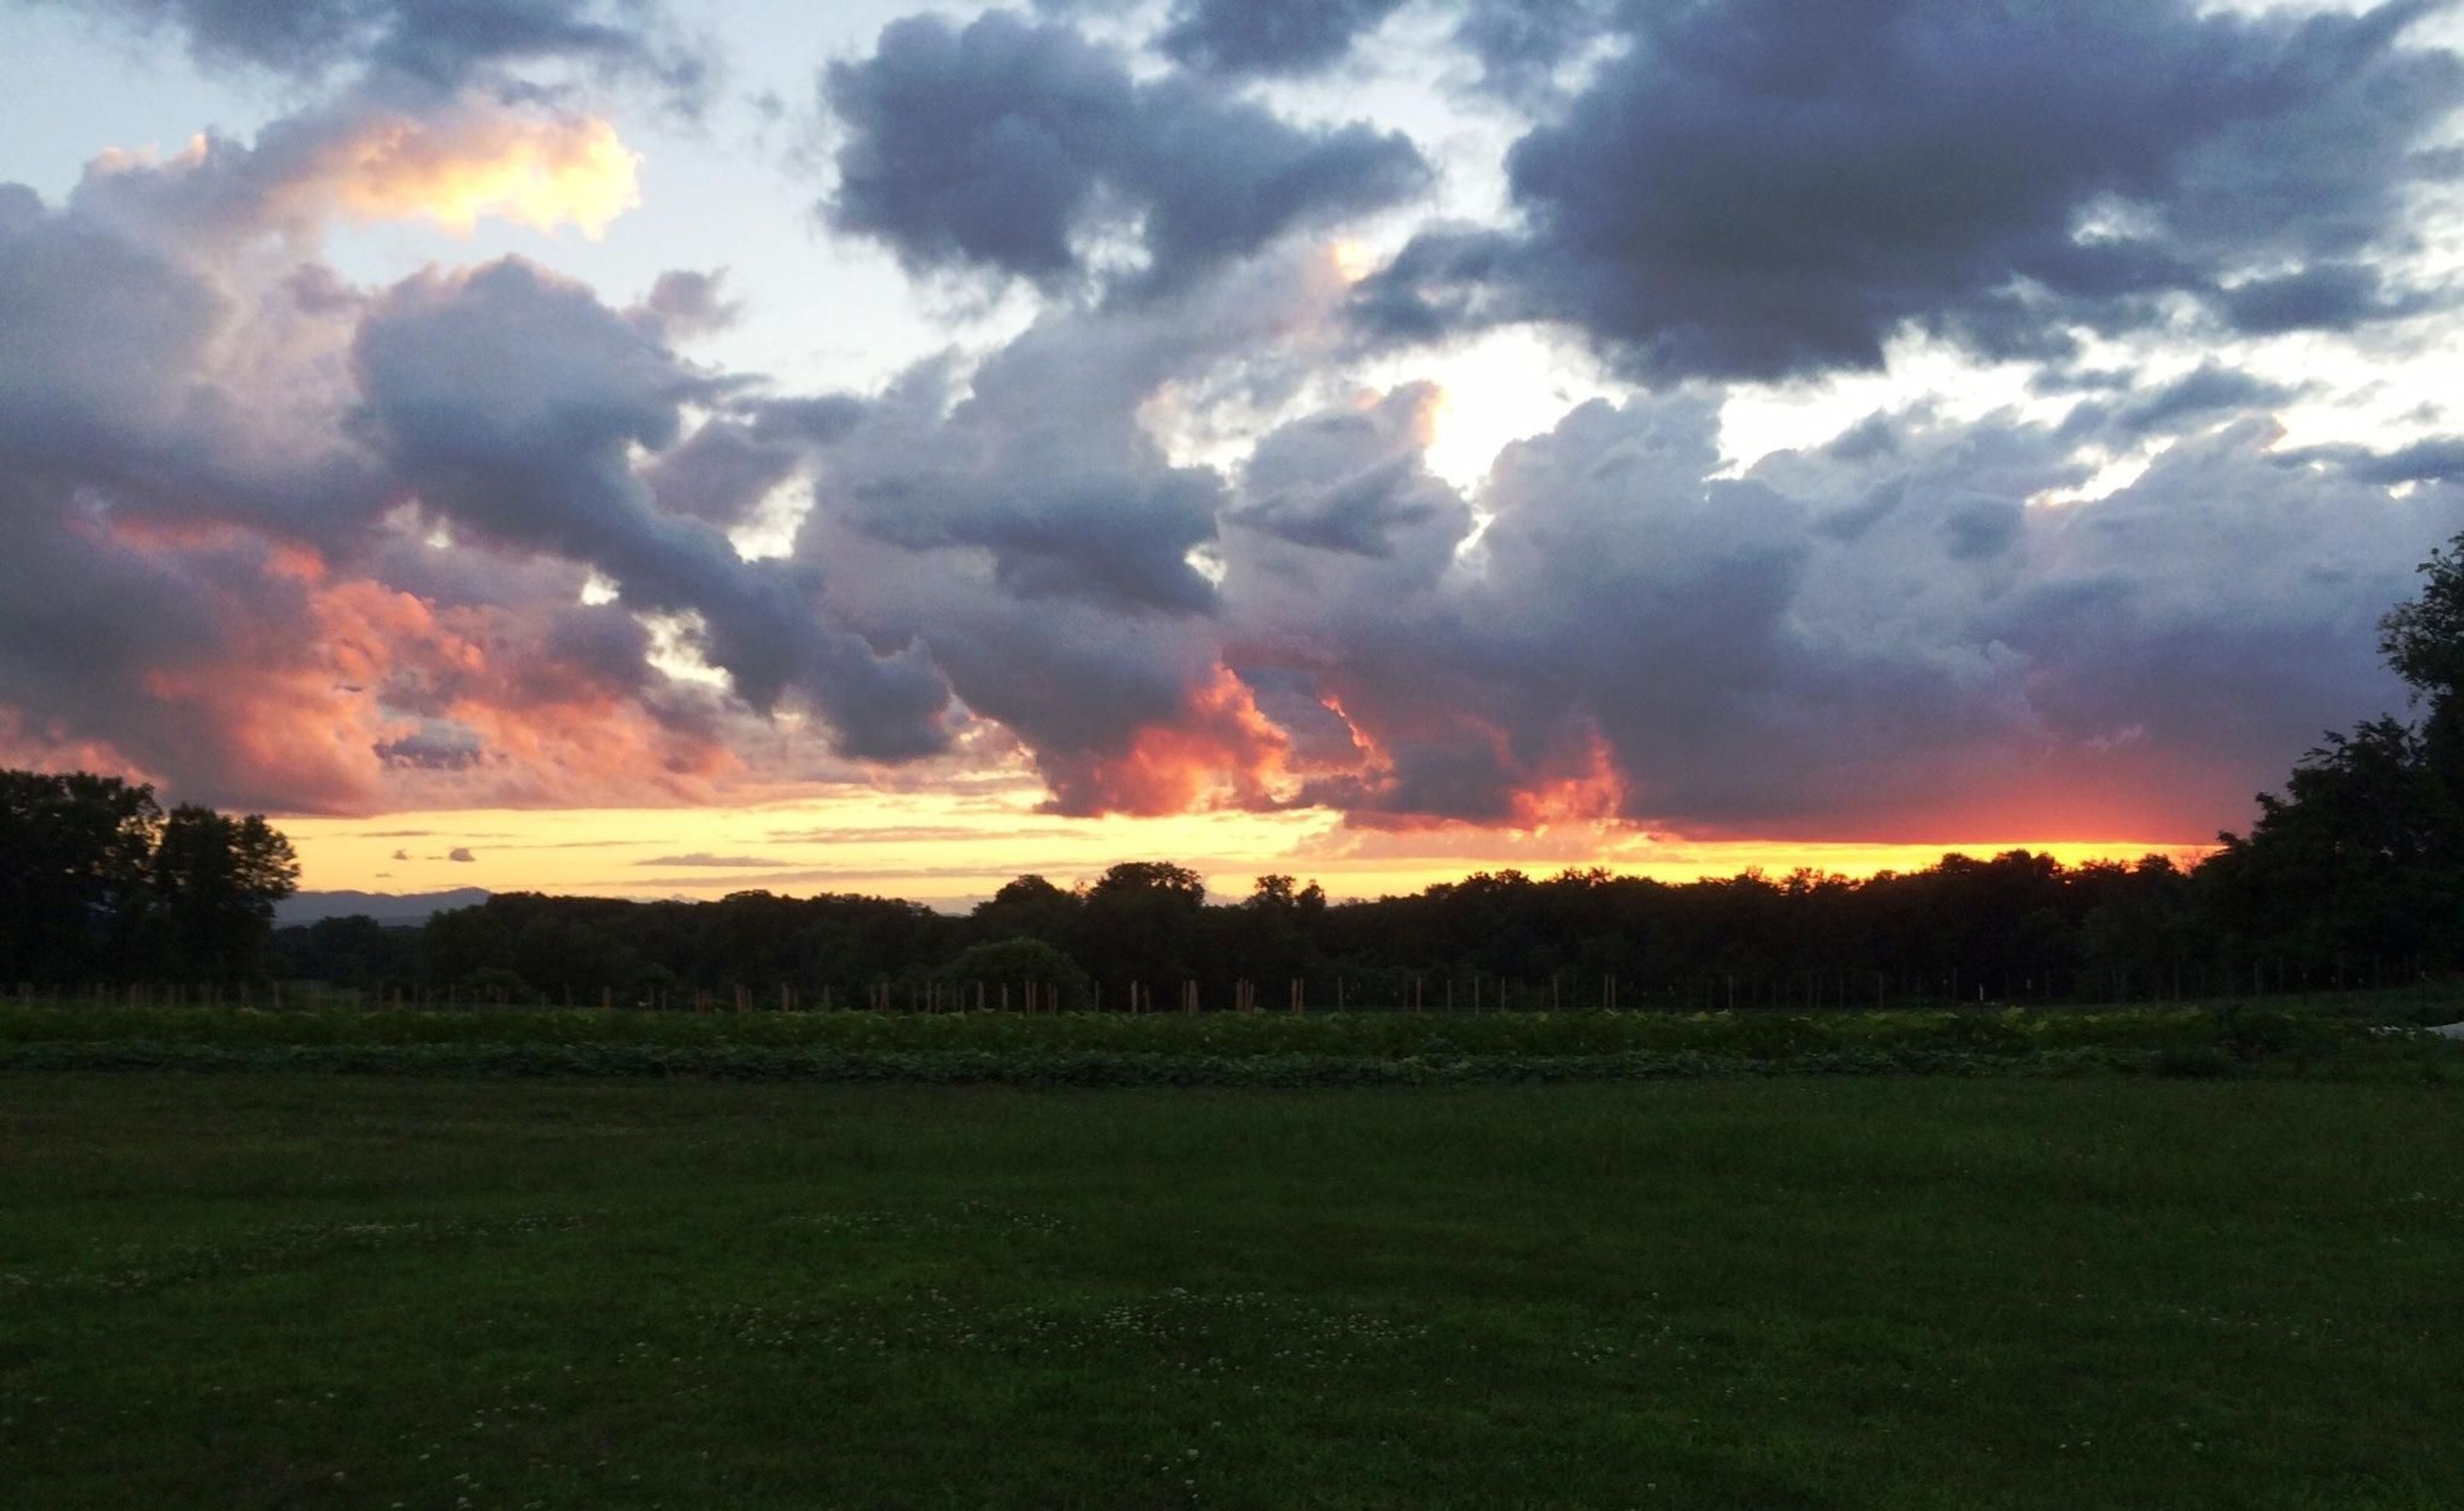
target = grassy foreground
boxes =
[3,1076,2459,1508]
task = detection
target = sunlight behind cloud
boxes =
[1385,328,1617,491]
[326,112,642,238]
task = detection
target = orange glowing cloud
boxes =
[0,711,159,793]
[1505,732,1627,829]
[312,108,642,237]
[1050,665,1292,816]
[71,517,755,816]
[303,579,741,812]
[138,653,386,816]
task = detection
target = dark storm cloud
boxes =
[53,0,714,106]
[1158,0,1410,76]
[1356,0,2464,380]
[353,257,953,760]
[823,10,1430,292]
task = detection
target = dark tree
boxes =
[2379,533,2464,799]
[2201,531,2464,978]
[148,806,300,982]
[0,771,162,982]
[1080,862,1208,999]
[971,874,1082,949]
[941,936,1091,1009]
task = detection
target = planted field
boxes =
[3,1074,2460,1508]
[3,998,2461,1083]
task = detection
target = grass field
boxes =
[3,1074,2460,1508]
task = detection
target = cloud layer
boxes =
[58,0,714,105]
[1357,0,2463,380]
[3,0,2463,853]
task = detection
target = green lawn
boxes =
[3,1075,2458,1508]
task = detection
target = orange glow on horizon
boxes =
[274,789,2212,913]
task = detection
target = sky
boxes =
[4,0,2464,909]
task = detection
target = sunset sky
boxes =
[4,0,2463,907]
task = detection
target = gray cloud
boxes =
[1227,391,2464,838]
[2275,436,2464,486]
[789,249,1363,815]
[1356,0,2464,380]
[2056,363,2304,445]
[1159,0,1410,77]
[642,419,802,527]
[0,164,407,810]
[51,0,714,108]
[1451,0,1616,103]
[353,257,954,760]
[2218,262,2424,336]
[447,846,477,862]
[823,11,1430,293]
[1229,385,1458,558]
[375,721,487,769]
[637,268,738,341]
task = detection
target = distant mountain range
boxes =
[276,888,492,926]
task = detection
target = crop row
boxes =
[1,1002,2457,1081]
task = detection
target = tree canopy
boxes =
[0,773,297,984]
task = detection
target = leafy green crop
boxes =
[0,1001,2452,1082]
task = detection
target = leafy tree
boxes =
[2379,533,2464,803]
[2202,719,2460,975]
[1080,862,1208,997]
[0,770,162,982]
[941,936,1091,1009]
[149,805,300,981]
[1225,874,1326,985]
[271,914,422,991]
[971,874,1081,949]
[2202,531,2464,978]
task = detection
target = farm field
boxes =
[5,993,2463,1084]
[3,1074,2459,1508]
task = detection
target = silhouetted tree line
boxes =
[0,772,298,986]
[254,848,2236,1011]
[26,534,2464,1007]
